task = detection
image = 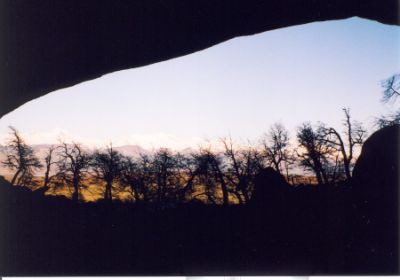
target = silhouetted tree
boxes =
[56,142,91,201]
[377,111,400,128]
[318,108,366,181]
[152,149,172,204]
[150,149,193,206]
[91,145,124,203]
[120,154,159,203]
[191,150,217,204]
[120,156,141,202]
[221,137,264,204]
[296,123,330,185]
[377,74,400,127]
[381,74,400,103]
[173,153,198,202]
[261,123,295,180]
[193,147,229,205]
[42,146,57,190]
[136,154,153,202]
[2,126,42,187]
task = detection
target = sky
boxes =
[0,17,399,150]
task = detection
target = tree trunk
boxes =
[321,169,328,185]
[16,170,26,186]
[233,189,243,204]
[311,156,325,185]
[43,167,50,189]
[217,173,229,205]
[273,160,281,174]
[238,180,249,204]
[130,183,140,202]
[11,169,21,185]
[242,188,250,204]
[104,181,113,203]
[315,170,324,185]
[72,180,79,202]
[344,159,351,180]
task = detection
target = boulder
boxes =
[350,124,399,273]
[250,167,291,208]
[352,124,399,194]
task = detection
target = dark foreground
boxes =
[0,125,399,276]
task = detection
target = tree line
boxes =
[2,74,399,205]
[1,108,367,205]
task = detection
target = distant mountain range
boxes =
[0,143,197,158]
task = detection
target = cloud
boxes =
[123,133,207,150]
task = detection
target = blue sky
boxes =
[0,17,399,149]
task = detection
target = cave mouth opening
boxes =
[0,17,398,152]
[1,0,398,119]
